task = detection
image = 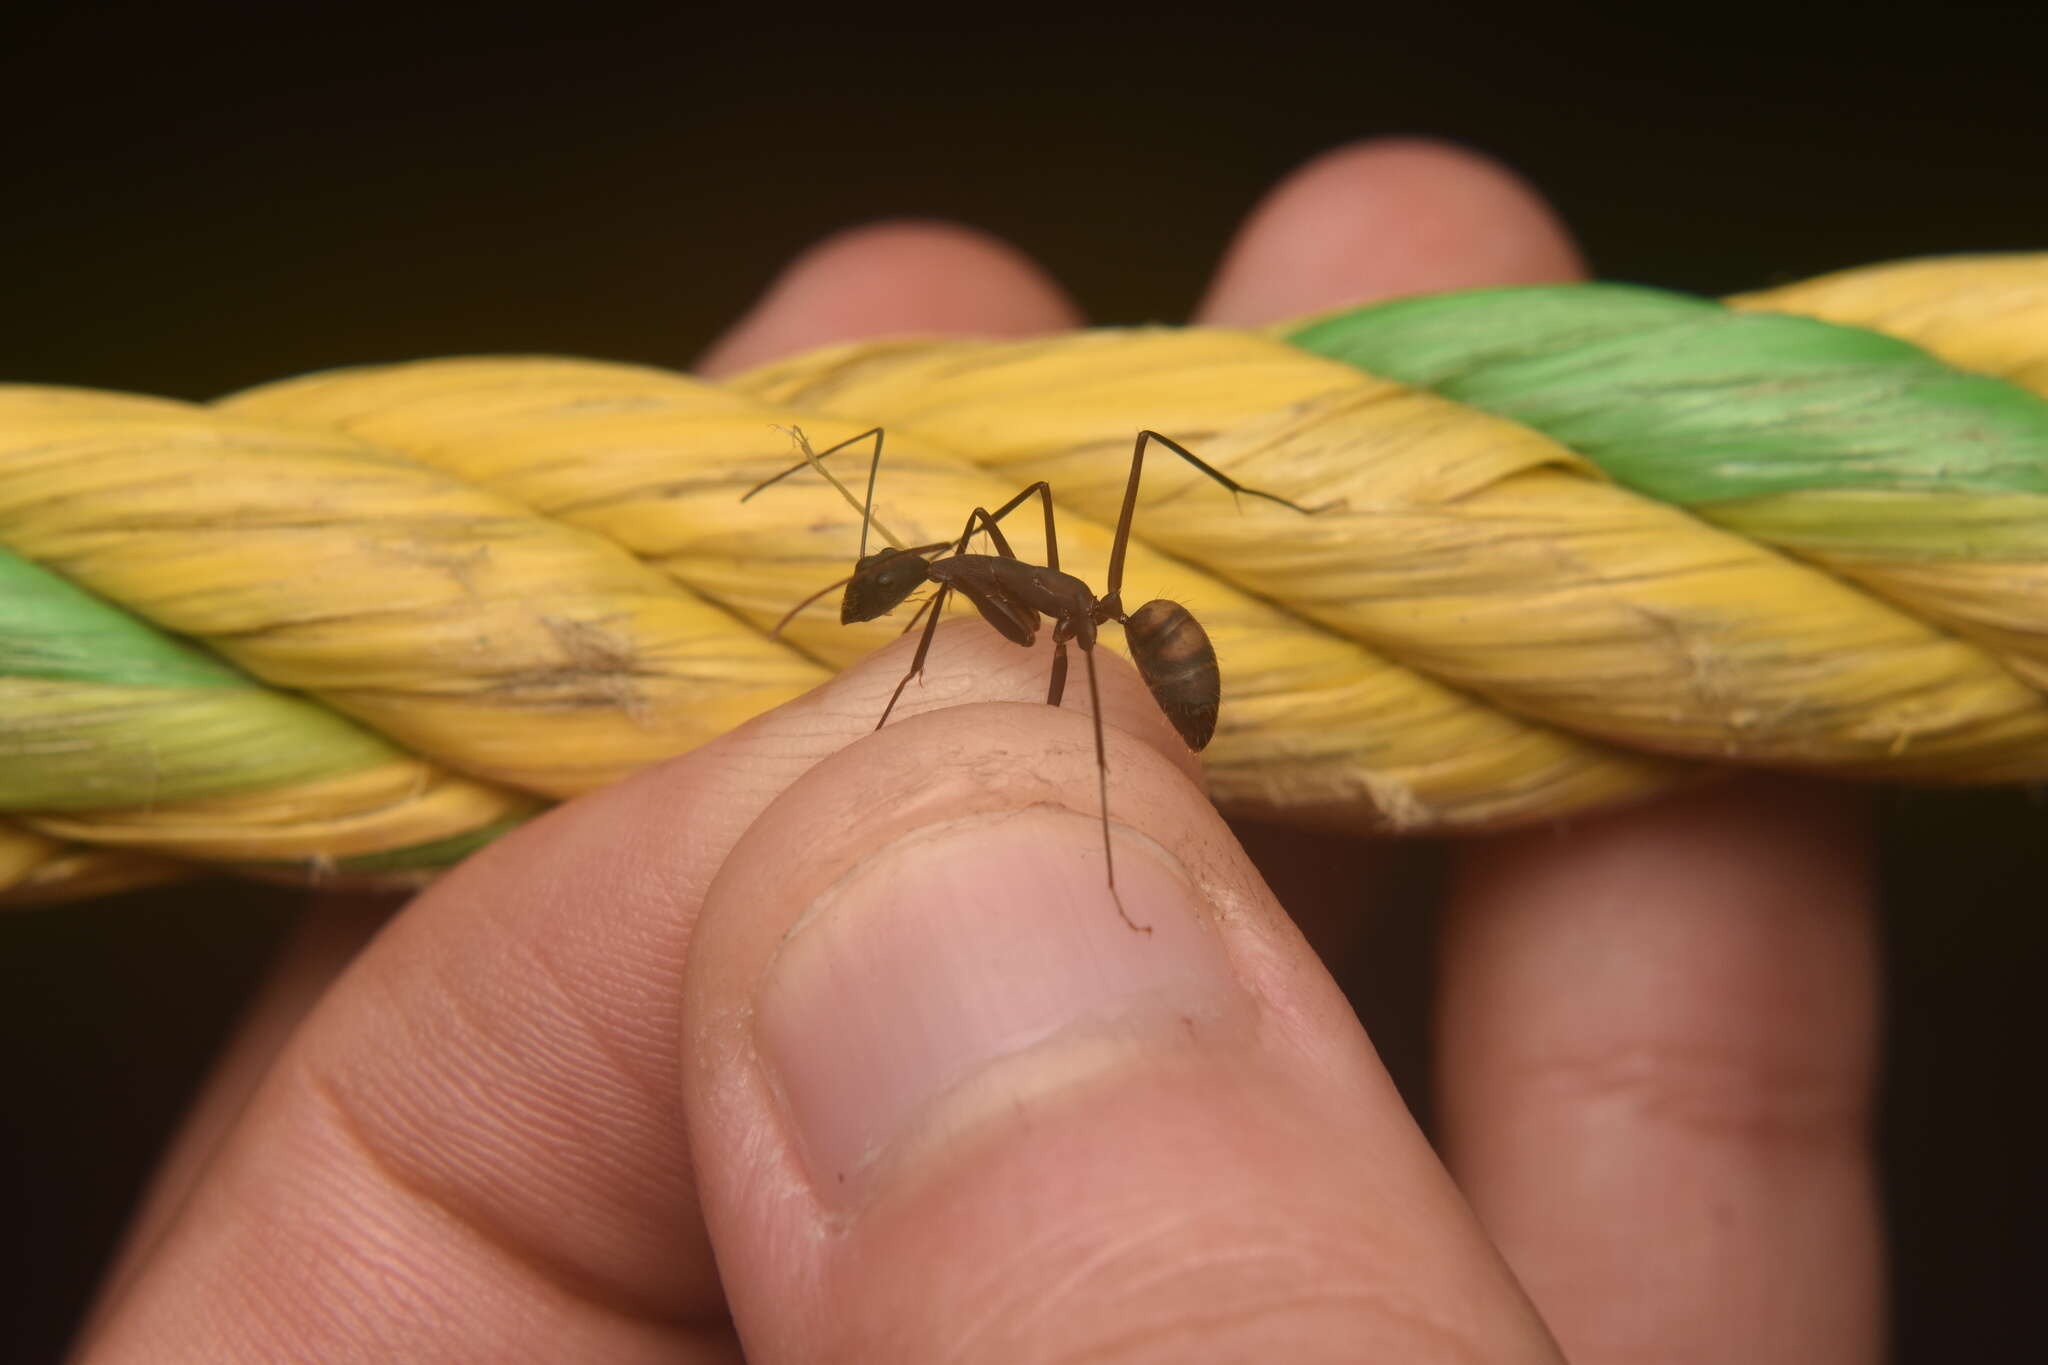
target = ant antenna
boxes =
[767,571,856,639]
[752,427,909,554]
[853,427,884,561]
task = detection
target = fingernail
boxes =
[754,809,1254,1197]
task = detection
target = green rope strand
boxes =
[0,546,397,809]
[1285,285,2048,504]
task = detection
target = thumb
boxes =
[681,685,1559,1361]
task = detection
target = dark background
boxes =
[4,2,2045,1359]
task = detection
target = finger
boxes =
[87,226,1081,1357]
[116,215,1080,1168]
[85,891,397,1324]
[1192,137,1584,973]
[1439,779,1883,1364]
[1196,133,1884,1358]
[1196,137,1584,327]
[680,672,1560,1362]
[697,219,1083,378]
[80,624,1193,1362]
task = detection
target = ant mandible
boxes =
[745,426,1314,932]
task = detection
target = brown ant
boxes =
[746,427,1313,931]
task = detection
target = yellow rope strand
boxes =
[0,819,184,906]
[219,351,1682,826]
[4,256,2046,902]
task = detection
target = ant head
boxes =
[841,547,931,624]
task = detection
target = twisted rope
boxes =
[5,254,2044,904]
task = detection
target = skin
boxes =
[74,139,1881,1363]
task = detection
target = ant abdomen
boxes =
[1123,599,1219,752]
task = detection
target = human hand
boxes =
[77,140,1880,1362]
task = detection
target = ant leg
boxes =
[893,557,970,638]
[1035,484,1059,573]
[1082,640,1149,934]
[748,426,922,557]
[971,481,1059,569]
[1103,432,1145,609]
[877,583,951,730]
[958,505,1019,561]
[897,589,939,637]
[850,427,889,560]
[1105,430,1317,604]
[1136,430,1319,513]
[920,480,1054,563]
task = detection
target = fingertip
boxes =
[1438,776,1882,1362]
[680,683,1552,1361]
[684,693,1252,1194]
[697,220,1083,376]
[1198,137,1587,326]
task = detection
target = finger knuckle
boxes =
[1512,1034,1870,1152]
[945,1212,1501,1363]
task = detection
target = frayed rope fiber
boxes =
[5,254,2046,903]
